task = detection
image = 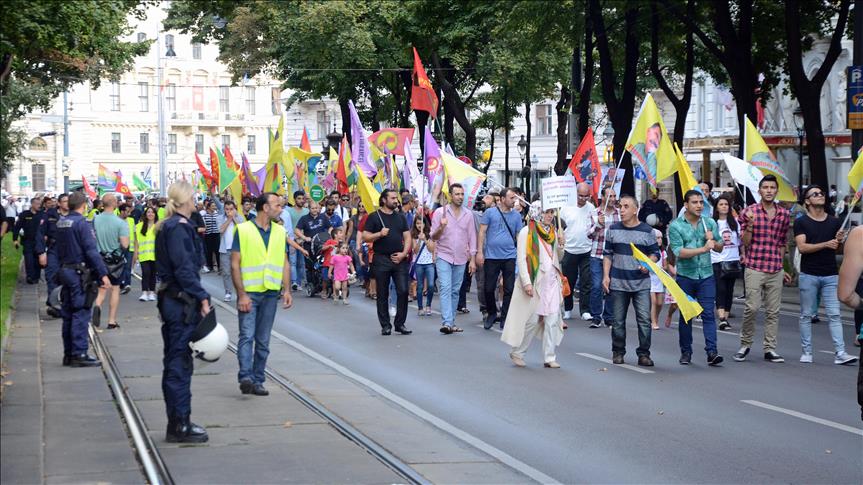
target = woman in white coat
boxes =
[501,202,565,368]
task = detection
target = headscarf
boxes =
[525,201,556,285]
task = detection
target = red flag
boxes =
[336,135,349,195]
[368,128,415,155]
[411,47,438,119]
[569,127,602,201]
[300,126,312,152]
[209,148,220,191]
[115,177,133,197]
[82,176,96,201]
[195,152,214,184]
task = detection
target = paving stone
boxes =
[45,469,144,484]
[0,452,41,485]
[0,404,41,436]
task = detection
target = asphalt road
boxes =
[201,276,862,484]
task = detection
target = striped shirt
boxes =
[202,211,220,235]
[588,208,621,258]
[603,221,660,292]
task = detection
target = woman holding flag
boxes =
[501,201,565,369]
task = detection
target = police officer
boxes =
[155,181,210,443]
[13,196,44,284]
[37,193,70,316]
[55,192,110,367]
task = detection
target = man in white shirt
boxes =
[558,183,595,321]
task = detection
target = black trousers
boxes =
[204,233,221,271]
[372,256,408,330]
[140,260,157,291]
[562,251,591,314]
[484,258,516,321]
[712,263,736,312]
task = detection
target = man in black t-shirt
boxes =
[362,189,412,335]
[793,184,857,365]
[294,202,331,243]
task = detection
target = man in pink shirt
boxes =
[431,184,477,334]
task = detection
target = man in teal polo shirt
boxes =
[668,189,724,366]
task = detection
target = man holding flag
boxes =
[668,190,724,367]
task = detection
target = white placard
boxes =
[541,176,578,210]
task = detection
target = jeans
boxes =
[611,289,652,357]
[436,258,466,327]
[415,263,435,309]
[484,258,516,321]
[121,248,133,287]
[798,273,845,355]
[590,258,613,324]
[219,252,233,294]
[676,275,718,355]
[372,256,408,330]
[290,247,306,286]
[562,251,592,315]
[236,292,279,385]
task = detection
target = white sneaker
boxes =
[224,293,233,302]
[201,266,210,274]
[147,292,157,301]
[138,293,147,302]
[563,311,571,320]
[581,312,592,321]
[389,306,396,317]
[834,352,859,365]
[799,353,813,363]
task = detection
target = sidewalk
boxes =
[1,279,142,484]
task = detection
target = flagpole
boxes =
[841,194,860,231]
[602,148,628,213]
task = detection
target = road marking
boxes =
[210,297,562,485]
[575,352,655,374]
[741,400,863,436]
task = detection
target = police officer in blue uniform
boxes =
[37,193,70,316]
[155,181,210,443]
[13,196,44,284]
[55,192,111,367]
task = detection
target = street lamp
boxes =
[793,105,804,190]
[157,32,176,196]
[517,135,527,192]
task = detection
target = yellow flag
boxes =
[440,152,486,208]
[357,167,380,214]
[630,243,703,323]
[674,143,698,193]
[227,177,243,208]
[625,94,677,190]
[264,116,288,195]
[743,116,796,201]
[848,148,863,198]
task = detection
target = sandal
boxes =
[451,326,463,333]
[562,323,569,330]
[425,308,432,316]
[107,322,120,330]
[458,308,470,314]
[439,326,453,334]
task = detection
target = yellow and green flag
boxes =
[631,243,703,323]
[625,94,677,191]
[357,166,380,214]
[743,116,796,201]
[441,152,486,208]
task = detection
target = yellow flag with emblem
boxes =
[357,166,380,214]
[630,243,703,323]
[743,116,796,201]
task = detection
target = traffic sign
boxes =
[309,184,326,202]
[848,66,863,130]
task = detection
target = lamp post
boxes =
[793,105,804,190]
[517,135,527,194]
[156,32,176,196]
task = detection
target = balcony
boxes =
[168,112,253,130]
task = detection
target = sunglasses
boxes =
[806,191,824,199]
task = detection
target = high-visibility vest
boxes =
[157,207,166,221]
[135,221,156,262]
[126,217,136,246]
[237,220,286,293]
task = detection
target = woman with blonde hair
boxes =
[154,181,211,443]
[501,202,566,368]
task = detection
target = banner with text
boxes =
[541,176,578,210]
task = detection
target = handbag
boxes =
[101,251,126,281]
[540,238,571,297]
[719,260,742,279]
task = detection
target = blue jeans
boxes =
[415,263,435,309]
[590,258,613,324]
[799,273,845,355]
[290,247,305,286]
[436,258,466,327]
[121,248,133,287]
[236,292,279,385]
[676,275,718,355]
[611,289,652,357]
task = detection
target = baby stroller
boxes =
[303,232,328,297]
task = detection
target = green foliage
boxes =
[0,234,22,337]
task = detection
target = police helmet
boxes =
[189,309,229,364]
[646,213,659,227]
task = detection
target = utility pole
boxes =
[853,0,862,158]
[63,90,69,193]
[157,32,167,196]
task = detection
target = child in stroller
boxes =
[303,232,329,297]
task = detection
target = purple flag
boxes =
[253,164,267,194]
[349,100,378,178]
[242,153,261,197]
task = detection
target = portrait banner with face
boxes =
[600,167,626,197]
[743,116,797,202]
[625,94,677,191]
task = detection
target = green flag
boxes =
[132,172,150,191]
[216,146,238,192]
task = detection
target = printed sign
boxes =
[541,176,578,210]
[848,66,863,130]
[309,184,326,202]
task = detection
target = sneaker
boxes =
[764,351,785,363]
[811,315,821,324]
[589,320,603,329]
[343,298,349,305]
[612,353,624,365]
[679,352,692,365]
[733,347,750,362]
[799,353,813,363]
[224,293,233,302]
[389,306,396,317]
[735,294,745,300]
[483,314,495,330]
[718,320,732,331]
[291,283,299,291]
[581,312,592,321]
[563,310,571,320]
[201,266,210,274]
[120,285,131,295]
[638,355,655,367]
[138,293,148,302]
[834,352,858,365]
[252,384,269,396]
[147,293,157,301]
[604,321,612,328]
[707,352,724,366]
[239,378,254,395]
[509,353,526,367]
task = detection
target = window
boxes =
[195,134,204,154]
[219,86,229,112]
[168,134,177,154]
[164,34,175,56]
[166,83,176,111]
[247,135,256,155]
[221,135,230,150]
[271,88,282,115]
[536,104,553,136]
[140,133,149,154]
[697,82,706,132]
[316,110,330,139]
[245,86,255,115]
[192,43,202,60]
[110,82,120,111]
[137,32,146,42]
[138,82,149,111]
[31,164,45,192]
[111,132,121,153]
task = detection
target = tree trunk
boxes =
[504,86,510,186]
[339,97,351,144]
[555,85,571,175]
[443,100,455,150]
[369,89,381,133]
[525,102,532,198]
[416,110,429,158]
[430,54,477,161]
[577,10,594,141]
[486,126,496,176]
[399,70,413,128]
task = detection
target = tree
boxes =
[784,0,852,188]
[0,0,149,176]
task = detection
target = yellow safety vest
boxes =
[126,217,136,246]
[237,220,286,293]
[135,221,156,262]
[157,207,166,220]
